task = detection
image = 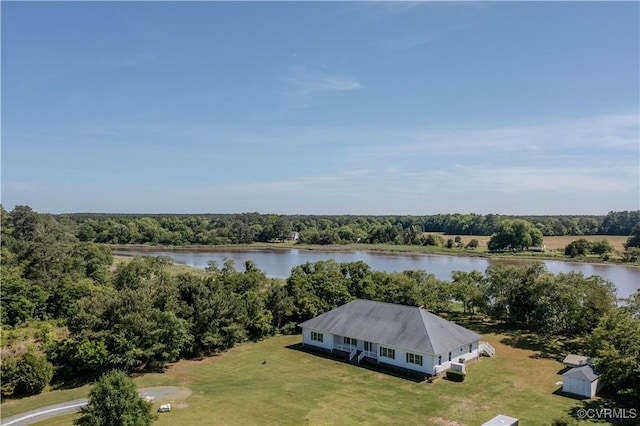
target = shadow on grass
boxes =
[552,387,590,400]
[447,313,588,363]
[566,398,639,425]
[49,372,101,391]
[285,343,426,383]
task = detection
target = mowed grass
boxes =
[6,333,605,426]
[542,235,629,252]
[423,235,629,252]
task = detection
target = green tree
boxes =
[624,222,640,249]
[465,239,479,249]
[589,239,614,260]
[623,290,640,318]
[1,266,48,326]
[450,270,485,315]
[550,417,578,426]
[487,219,543,251]
[1,349,53,397]
[564,238,591,257]
[75,370,156,426]
[588,308,640,407]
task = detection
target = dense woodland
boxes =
[1,205,639,408]
[60,210,640,246]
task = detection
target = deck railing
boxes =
[333,343,355,353]
[479,341,496,357]
[349,347,357,361]
[361,350,377,360]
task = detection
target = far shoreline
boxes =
[107,241,640,268]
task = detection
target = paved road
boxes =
[1,387,186,426]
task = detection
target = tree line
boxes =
[1,205,638,407]
[58,210,640,246]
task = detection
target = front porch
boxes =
[331,335,377,363]
[294,342,429,383]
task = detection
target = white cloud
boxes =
[3,181,43,193]
[351,111,639,161]
[283,66,363,97]
[455,165,637,194]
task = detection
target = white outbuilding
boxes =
[562,364,600,398]
[482,414,519,426]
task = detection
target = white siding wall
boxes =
[301,328,333,351]
[301,330,480,376]
[563,377,597,398]
[434,342,479,374]
[376,343,430,375]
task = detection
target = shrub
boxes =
[466,239,479,249]
[446,370,465,382]
[564,239,591,257]
[1,349,53,397]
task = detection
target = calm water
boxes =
[113,248,640,298]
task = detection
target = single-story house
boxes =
[481,414,519,426]
[562,354,590,369]
[562,364,601,398]
[298,299,492,376]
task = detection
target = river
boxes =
[112,248,640,298]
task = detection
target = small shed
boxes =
[482,414,519,426]
[562,354,589,369]
[562,364,600,398]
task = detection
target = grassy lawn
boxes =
[3,332,614,426]
[0,385,91,418]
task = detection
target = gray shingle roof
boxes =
[563,364,599,382]
[563,354,590,367]
[298,299,481,355]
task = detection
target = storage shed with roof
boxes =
[562,364,601,398]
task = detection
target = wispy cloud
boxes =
[3,181,43,193]
[455,165,637,194]
[351,111,639,161]
[283,66,363,97]
[182,111,637,213]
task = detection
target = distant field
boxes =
[540,235,628,252]
[425,234,629,252]
[4,333,612,426]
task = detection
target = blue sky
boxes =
[2,1,638,215]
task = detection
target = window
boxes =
[344,337,357,346]
[469,344,473,353]
[311,332,323,343]
[364,341,373,352]
[380,347,395,359]
[406,353,423,366]
[448,352,452,361]
[438,355,442,365]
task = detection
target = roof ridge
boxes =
[417,307,434,354]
